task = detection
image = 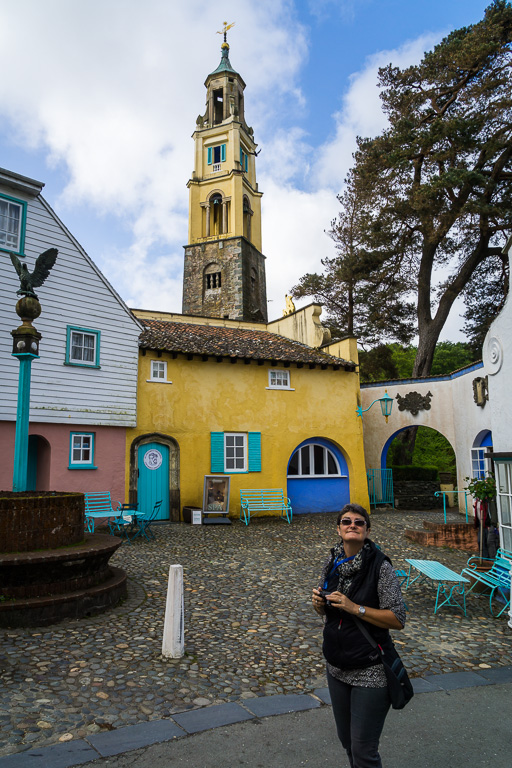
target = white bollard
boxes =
[162,564,184,658]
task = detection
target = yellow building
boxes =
[126,35,369,522]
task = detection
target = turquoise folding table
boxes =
[405,559,470,615]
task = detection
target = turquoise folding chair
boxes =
[108,503,139,542]
[131,500,162,542]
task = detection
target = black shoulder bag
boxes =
[354,618,414,710]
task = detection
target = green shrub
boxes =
[390,465,439,482]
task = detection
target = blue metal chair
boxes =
[108,502,139,542]
[131,500,163,542]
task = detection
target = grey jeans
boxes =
[327,670,391,768]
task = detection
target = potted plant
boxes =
[464,475,497,565]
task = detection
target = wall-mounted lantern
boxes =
[356,390,393,423]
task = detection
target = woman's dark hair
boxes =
[337,503,371,529]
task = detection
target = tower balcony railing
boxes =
[212,163,222,172]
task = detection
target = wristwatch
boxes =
[358,605,366,615]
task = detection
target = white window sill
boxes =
[146,379,173,384]
[266,387,295,391]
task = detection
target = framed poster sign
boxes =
[203,475,230,515]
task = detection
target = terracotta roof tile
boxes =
[139,320,355,369]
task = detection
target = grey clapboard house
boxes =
[0,167,141,501]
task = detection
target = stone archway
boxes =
[129,433,180,522]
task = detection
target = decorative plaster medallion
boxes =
[396,391,433,417]
[484,335,503,375]
[143,449,163,470]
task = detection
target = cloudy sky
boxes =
[0,0,492,338]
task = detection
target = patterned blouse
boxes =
[321,557,406,688]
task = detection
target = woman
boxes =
[312,503,405,768]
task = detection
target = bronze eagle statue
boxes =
[10,248,58,299]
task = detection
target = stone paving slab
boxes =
[172,702,253,734]
[0,739,97,768]
[0,510,510,759]
[243,693,320,717]
[422,670,493,689]
[87,719,185,757]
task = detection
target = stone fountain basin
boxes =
[0,534,127,627]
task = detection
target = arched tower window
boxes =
[211,194,222,237]
[243,196,252,242]
[204,262,222,292]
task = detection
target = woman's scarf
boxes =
[321,540,372,595]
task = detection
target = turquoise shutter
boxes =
[240,148,243,167]
[248,432,261,472]
[244,153,248,172]
[221,143,226,163]
[207,147,212,165]
[211,432,225,472]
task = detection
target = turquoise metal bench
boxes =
[461,549,512,618]
[84,492,119,533]
[240,489,292,526]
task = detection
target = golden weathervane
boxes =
[217,21,235,43]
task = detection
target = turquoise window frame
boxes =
[210,431,261,473]
[240,149,248,172]
[0,192,27,256]
[68,432,97,469]
[65,325,101,368]
[207,144,226,165]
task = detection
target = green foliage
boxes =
[391,465,439,481]
[388,427,456,475]
[291,173,415,347]
[462,254,509,353]
[349,1,512,376]
[464,474,497,500]
[359,341,478,382]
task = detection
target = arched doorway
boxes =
[287,437,349,514]
[27,435,51,491]
[130,434,180,522]
[381,426,456,478]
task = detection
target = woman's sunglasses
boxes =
[339,518,366,527]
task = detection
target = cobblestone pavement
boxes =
[1,510,510,757]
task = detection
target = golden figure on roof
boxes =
[217,21,235,44]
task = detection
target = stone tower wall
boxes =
[182,236,267,322]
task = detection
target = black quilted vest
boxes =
[322,541,392,670]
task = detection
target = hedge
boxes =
[390,465,439,482]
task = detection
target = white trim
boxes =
[287,443,342,478]
[150,359,169,382]
[268,369,292,390]
[224,432,247,472]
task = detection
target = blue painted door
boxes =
[287,438,350,514]
[138,443,169,520]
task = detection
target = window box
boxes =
[65,326,101,368]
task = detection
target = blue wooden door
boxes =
[138,443,169,520]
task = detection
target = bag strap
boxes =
[353,616,382,654]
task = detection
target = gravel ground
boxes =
[0,509,510,757]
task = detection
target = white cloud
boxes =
[0,1,459,337]
[311,33,441,190]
